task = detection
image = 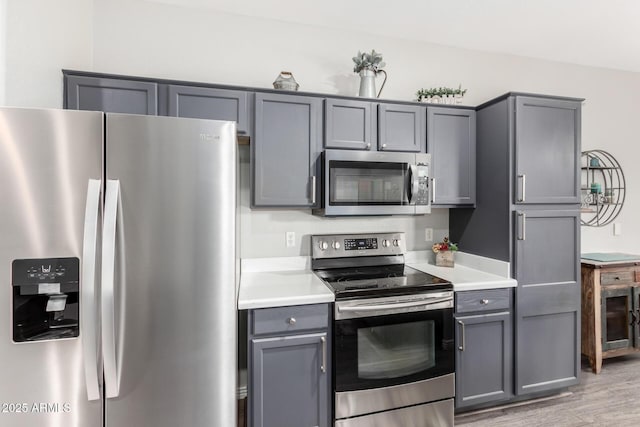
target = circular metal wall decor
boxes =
[580,150,626,226]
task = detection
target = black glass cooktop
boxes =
[314,264,452,299]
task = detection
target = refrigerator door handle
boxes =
[102,179,122,399]
[81,179,102,401]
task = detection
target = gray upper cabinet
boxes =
[514,97,581,204]
[167,85,250,135]
[324,98,375,150]
[514,208,580,396]
[428,107,476,206]
[65,75,158,115]
[253,93,322,208]
[378,103,426,152]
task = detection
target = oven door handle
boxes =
[337,296,453,313]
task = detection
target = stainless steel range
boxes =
[311,232,455,427]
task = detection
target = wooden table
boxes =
[581,256,640,373]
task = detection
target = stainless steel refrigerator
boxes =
[0,107,238,427]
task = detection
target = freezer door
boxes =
[103,114,237,427]
[0,107,103,427]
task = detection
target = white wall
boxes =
[3,0,640,256]
[3,0,93,108]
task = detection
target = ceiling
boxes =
[150,0,640,73]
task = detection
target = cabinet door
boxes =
[633,286,640,348]
[167,85,250,135]
[514,97,581,204]
[514,209,580,395]
[455,311,512,409]
[601,287,635,351]
[378,104,425,152]
[65,75,158,115]
[428,107,476,206]
[324,98,375,150]
[253,93,322,207]
[250,333,329,427]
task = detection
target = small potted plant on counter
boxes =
[432,237,458,267]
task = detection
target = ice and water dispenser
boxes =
[12,258,80,342]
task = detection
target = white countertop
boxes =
[408,262,516,291]
[238,252,516,309]
[407,251,516,291]
[238,257,334,310]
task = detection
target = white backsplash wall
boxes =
[238,146,448,259]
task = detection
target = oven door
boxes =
[323,149,430,216]
[333,293,454,419]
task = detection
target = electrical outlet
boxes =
[425,228,433,242]
[614,223,622,236]
[285,231,296,248]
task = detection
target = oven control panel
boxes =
[312,232,405,259]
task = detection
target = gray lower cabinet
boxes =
[378,103,425,152]
[248,304,330,427]
[428,107,476,206]
[65,75,158,115]
[514,97,581,204]
[167,85,251,135]
[514,208,580,395]
[253,93,322,208]
[455,289,512,410]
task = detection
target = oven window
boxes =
[329,160,409,205]
[358,320,435,379]
[334,309,454,392]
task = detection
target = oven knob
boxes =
[393,239,401,247]
[318,241,329,250]
[332,241,341,250]
[382,239,390,248]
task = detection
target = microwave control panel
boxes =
[415,165,429,205]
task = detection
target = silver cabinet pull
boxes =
[517,174,526,202]
[287,317,296,325]
[320,336,327,373]
[480,299,489,305]
[382,143,387,149]
[81,179,102,401]
[517,211,526,240]
[458,320,465,351]
[366,142,371,149]
[311,176,316,205]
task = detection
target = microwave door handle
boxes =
[408,164,419,205]
[338,296,453,312]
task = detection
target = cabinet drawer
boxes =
[456,289,511,314]
[251,304,328,336]
[601,271,635,286]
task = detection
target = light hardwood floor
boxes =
[455,355,640,426]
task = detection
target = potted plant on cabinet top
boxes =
[432,237,458,267]
[352,49,388,98]
[416,85,467,104]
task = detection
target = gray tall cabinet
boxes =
[450,93,583,398]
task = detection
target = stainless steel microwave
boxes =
[314,149,431,216]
